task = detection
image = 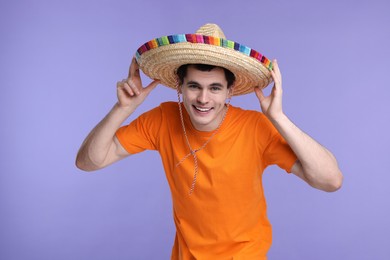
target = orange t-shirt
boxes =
[116,102,297,260]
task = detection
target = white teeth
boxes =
[195,106,211,112]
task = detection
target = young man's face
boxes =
[181,65,232,132]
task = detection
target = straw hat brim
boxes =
[135,34,273,96]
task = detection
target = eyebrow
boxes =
[186,80,224,88]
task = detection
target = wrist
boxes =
[112,102,136,117]
[269,112,288,127]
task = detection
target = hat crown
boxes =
[195,23,226,39]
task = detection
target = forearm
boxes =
[76,102,135,171]
[271,114,343,191]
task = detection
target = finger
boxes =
[272,59,281,74]
[270,69,282,92]
[118,79,135,96]
[271,59,282,83]
[143,80,160,95]
[270,70,280,85]
[126,78,141,95]
[128,57,140,78]
[254,86,266,101]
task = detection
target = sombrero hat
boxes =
[135,23,273,96]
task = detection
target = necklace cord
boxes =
[175,83,231,195]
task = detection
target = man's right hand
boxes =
[116,57,160,111]
[75,58,159,171]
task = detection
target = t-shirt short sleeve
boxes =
[115,106,163,155]
[263,132,297,173]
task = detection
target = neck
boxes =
[176,97,230,195]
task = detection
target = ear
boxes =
[177,84,183,94]
[176,77,183,94]
[227,85,234,98]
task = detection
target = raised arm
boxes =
[75,58,159,171]
[254,60,343,192]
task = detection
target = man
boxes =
[76,24,343,259]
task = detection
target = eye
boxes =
[188,84,200,89]
[210,86,222,92]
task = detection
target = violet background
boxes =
[1,0,389,259]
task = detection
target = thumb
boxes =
[143,80,160,95]
[254,86,265,102]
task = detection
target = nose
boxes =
[197,89,209,104]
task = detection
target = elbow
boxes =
[305,168,343,192]
[75,157,89,172]
[75,153,99,172]
[75,159,87,172]
[323,170,343,192]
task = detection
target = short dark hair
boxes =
[176,64,236,88]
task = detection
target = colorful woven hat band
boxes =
[134,24,274,96]
[135,34,273,71]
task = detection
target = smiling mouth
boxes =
[193,105,212,112]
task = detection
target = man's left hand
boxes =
[254,59,284,121]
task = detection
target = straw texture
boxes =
[135,24,273,96]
